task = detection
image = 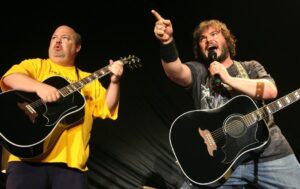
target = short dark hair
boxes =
[74,32,82,46]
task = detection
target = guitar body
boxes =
[169,95,270,187]
[0,55,141,160]
[0,76,85,159]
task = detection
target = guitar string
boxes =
[219,90,299,139]
[28,55,139,110]
[208,89,300,143]
[27,66,81,110]
[210,113,258,141]
[209,61,250,141]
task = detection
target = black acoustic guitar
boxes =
[169,89,300,187]
[0,55,141,160]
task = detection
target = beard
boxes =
[201,44,229,64]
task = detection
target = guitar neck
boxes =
[59,65,111,97]
[265,88,300,114]
[57,55,141,97]
[244,88,300,126]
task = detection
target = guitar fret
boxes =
[242,115,248,126]
[80,80,87,85]
[60,88,68,96]
[283,97,290,105]
[86,76,93,82]
[290,93,297,101]
[244,108,267,128]
[276,100,283,109]
[295,91,300,99]
[265,106,271,114]
[277,98,285,107]
[284,96,291,104]
[101,67,110,74]
[73,83,82,89]
[92,72,99,78]
[245,113,255,125]
[70,85,77,91]
[268,101,279,114]
[66,86,74,93]
[248,114,253,125]
[100,70,106,75]
[256,110,262,120]
[78,81,85,86]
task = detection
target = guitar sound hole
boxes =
[224,115,246,138]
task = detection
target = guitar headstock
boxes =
[120,55,142,70]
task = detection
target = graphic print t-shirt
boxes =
[184,60,293,162]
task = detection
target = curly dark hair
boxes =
[192,19,236,61]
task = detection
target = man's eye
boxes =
[211,31,219,36]
[199,37,206,42]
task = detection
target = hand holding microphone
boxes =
[208,48,222,88]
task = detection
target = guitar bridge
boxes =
[198,128,217,157]
[17,102,38,123]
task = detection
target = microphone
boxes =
[208,49,222,88]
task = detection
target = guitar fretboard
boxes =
[243,88,300,126]
[59,66,111,97]
[57,55,140,97]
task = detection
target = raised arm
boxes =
[151,9,192,87]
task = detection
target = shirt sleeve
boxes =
[243,60,276,85]
[83,80,119,120]
[0,59,40,91]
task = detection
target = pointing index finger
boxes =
[151,9,164,21]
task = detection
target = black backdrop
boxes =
[0,0,300,188]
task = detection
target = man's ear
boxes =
[76,45,81,53]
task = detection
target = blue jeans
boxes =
[181,154,300,189]
[217,154,300,189]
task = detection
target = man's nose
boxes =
[55,38,62,43]
[206,35,215,42]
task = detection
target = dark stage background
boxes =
[0,1,300,188]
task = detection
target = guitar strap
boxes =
[75,67,80,80]
[222,61,249,91]
[223,61,273,127]
[75,67,82,93]
[235,62,276,129]
[233,61,270,119]
[233,61,249,79]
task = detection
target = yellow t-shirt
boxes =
[0,58,118,171]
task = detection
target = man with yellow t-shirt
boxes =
[0,25,124,189]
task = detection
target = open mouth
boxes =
[55,45,62,51]
[207,42,218,50]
